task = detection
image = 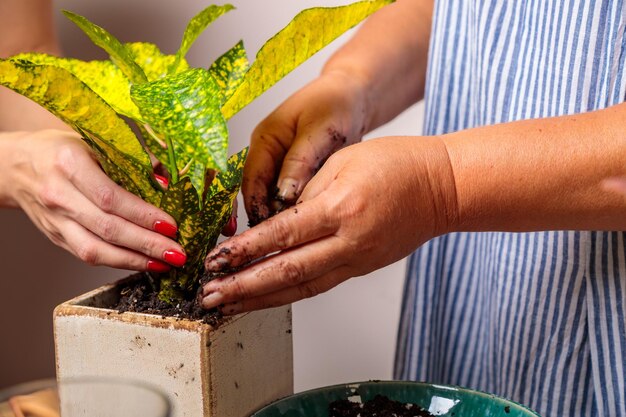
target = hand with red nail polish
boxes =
[0,129,186,272]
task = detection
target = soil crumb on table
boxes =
[329,395,434,417]
[114,274,223,326]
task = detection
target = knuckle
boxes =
[53,145,82,178]
[268,219,296,249]
[97,217,118,242]
[298,281,322,300]
[279,260,306,286]
[229,278,252,300]
[76,243,99,265]
[94,185,116,212]
[38,185,62,209]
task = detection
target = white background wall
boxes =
[0,0,424,391]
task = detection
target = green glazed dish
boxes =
[251,381,541,417]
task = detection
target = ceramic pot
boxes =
[53,275,293,417]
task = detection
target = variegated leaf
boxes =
[63,10,148,84]
[169,4,235,74]
[83,130,162,205]
[158,177,206,299]
[131,68,228,172]
[222,0,393,119]
[11,53,141,121]
[126,42,189,82]
[209,40,249,103]
[0,59,151,168]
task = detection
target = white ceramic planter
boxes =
[53,276,293,417]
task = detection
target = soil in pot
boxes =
[329,395,435,417]
[113,273,222,325]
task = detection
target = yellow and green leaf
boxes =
[63,10,148,84]
[209,40,249,103]
[81,129,161,205]
[126,42,189,82]
[131,68,228,172]
[222,0,392,119]
[0,59,151,168]
[169,4,235,74]
[11,53,141,121]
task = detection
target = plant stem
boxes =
[165,135,179,183]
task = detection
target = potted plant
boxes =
[0,1,391,416]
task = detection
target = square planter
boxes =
[53,275,293,417]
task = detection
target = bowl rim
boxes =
[251,380,542,416]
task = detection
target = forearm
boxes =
[322,0,433,131]
[0,0,67,131]
[443,103,626,233]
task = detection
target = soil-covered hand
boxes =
[0,129,187,272]
[201,136,458,313]
[243,70,370,225]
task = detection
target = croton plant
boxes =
[0,0,391,303]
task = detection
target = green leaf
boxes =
[209,40,249,103]
[170,4,235,74]
[159,177,200,225]
[131,68,228,172]
[0,59,151,168]
[63,10,148,84]
[81,129,162,205]
[222,0,393,119]
[126,42,189,81]
[157,177,204,300]
[202,148,248,246]
[11,53,142,121]
[206,147,248,197]
[156,150,247,301]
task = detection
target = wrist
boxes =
[320,64,375,134]
[0,132,25,208]
[404,135,460,237]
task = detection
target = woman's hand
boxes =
[0,129,187,272]
[243,70,371,225]
[201,136,458,314]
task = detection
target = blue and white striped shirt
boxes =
[394,1,626,416]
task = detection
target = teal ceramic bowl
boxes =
[251,381,541,417]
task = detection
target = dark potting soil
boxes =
[329,395,434,417]
[113,273,223,326]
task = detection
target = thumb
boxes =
[274,126,351,208]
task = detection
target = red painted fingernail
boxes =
[153,220,178,239]
[147,260,171,273]
[221,215,237,236]
[154,174,169,189]
[164,250,187,267]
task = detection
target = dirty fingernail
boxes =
[205,258,231,272]
[221,302,242,315]
[202,292,224,309]
[276,177,301,201]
